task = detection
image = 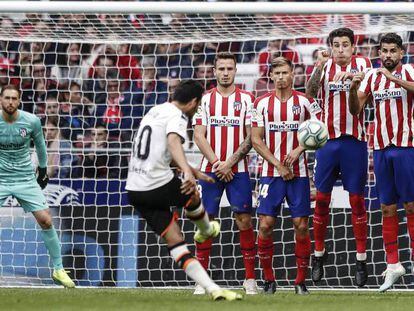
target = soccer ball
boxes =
[297,120,328,150]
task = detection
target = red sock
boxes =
[295,234,311,285]
[258,235,275,281]
[313,191,331,252]
[382,215,399,264]
[406,214,414,260]
[195,239,212,270]
[350,194,367,255]
[240,227,256,280]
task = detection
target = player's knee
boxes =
[184,195,204,220]
[381,204,397,217]
[349,193,366,216]
[235,213,252,230]
[294,222,309,237]
[404,202,414,214]
[315,191,331,215]
[185,192,201,210]
[259,222,273,238]
[38,218,52,229]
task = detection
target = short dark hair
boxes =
[45,93,58,101]
[380,33,403,49]
[1,84,20,96]
[46,117,58,128]
[271,56,293,70]
[328,27,355,46]
[172,79,204,104]
[214,52,237,68]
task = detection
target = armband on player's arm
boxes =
[37,167,49,190]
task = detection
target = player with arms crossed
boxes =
[349,33,414,292]
[125,80,242,301]
[0,84,74,288]
[306,27,371,286]
[193,52,257,295]
[251,57,322,295]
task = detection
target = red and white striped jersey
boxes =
[320,55,372,140]
[193,87,254,173]
[251,90,322,177]
[359,64,414,150]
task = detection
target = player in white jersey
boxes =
[349,33,414,292]
[251,57,322,295]
[192,52,257,295]
[125,80,242,301]
[306,28,371,286]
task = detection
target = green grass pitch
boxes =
[0,288,412,311]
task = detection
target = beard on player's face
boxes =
[2,104,17,115]
[218,76,235,88]
[383,58,399,71]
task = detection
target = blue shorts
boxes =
[373,146,414,205]
[198,172,252,217]
[0,180,48,213]
[315,136,367,194]
[256,177,311,218]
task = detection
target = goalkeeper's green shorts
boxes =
[0,180,48,213]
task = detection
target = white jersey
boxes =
[359,64,414,150]
[320,55,372,140]
[193,87,254,173]
[125,102,188,191]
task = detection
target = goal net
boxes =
[0,5,413,289]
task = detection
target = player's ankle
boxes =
[356,252,367,261]
[206,284,220,294]
[314,249,325,257]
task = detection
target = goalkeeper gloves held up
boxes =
[37,167,49,189]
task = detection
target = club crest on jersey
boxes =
[393,73,402,79]
[292,104,301,115]
[350,68,359,74]
[233,101,242,111]
[19,128,27,137]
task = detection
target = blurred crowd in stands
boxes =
[0,12,412,179]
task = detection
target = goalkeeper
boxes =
[0,85,75,288]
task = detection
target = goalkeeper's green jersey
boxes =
[0,110,47,184]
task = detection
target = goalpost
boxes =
[0,1,413,289]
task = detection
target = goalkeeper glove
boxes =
[37,167,49,189]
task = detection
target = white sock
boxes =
[170,243,219,293]
[185,203,212,236]
[356,252,367,261]
[388,263,401,270]
[185,260,220,293]
[314,249,325,257]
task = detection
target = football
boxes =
[297,119,328,150]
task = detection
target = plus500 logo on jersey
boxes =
[328,82,351,92]
[210,116,240,127]
[268,121,299,132]
[373,88,402,101]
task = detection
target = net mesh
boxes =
[0,11,413,289]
